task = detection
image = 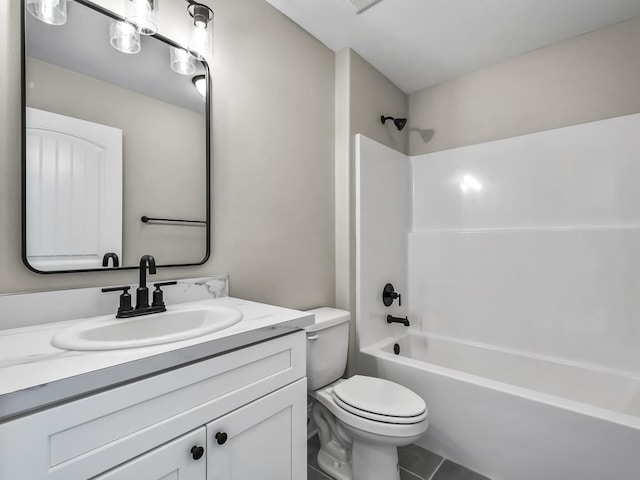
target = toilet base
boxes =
[317,447,352,480]
[352,438,400,480]
[316,439,401,480]
[312,404,405,480]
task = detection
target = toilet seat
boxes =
[332,376,427,424]
[333,394,427,424]
[312,379,429,439]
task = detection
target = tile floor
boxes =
[307,436,491,480]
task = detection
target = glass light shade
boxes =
[26,0,67,26]
[110,21,141,54]
[125,0,158,36]
[188,25,212,60]
[170,47,196,75]
[192,75,207,97]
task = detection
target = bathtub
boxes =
[359,332,640,480]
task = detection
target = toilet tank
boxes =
[305,308,350,391]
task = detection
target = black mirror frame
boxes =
[20,0,211,274]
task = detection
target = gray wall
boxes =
[0,0,335,316]
[409,15,640,155]
[348,50,408,156]
[334,48,408,374]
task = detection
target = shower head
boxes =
[381,116,407,131]
[394,118,407,131]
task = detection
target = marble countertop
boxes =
[0,297,313,421]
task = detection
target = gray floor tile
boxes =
[398,444,444,479]
[307,434,322,470]
[400,466,425,480]
[432,460,491,480]
[308,434,490,480]
[308,465,332,480]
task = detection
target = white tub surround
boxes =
[355,135,411,349]
[408,112,640,372]
[355,113,640,480]
[0,292,312,421]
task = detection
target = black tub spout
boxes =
[387,315,410,327]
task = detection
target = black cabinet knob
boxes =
[191,445,204,460]
[215,432,228,445]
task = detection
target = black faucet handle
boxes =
[152,281,177,308]
[382,283,402,307]
[101,285,130,294]
[101,286,133,316]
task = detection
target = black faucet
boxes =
[136,254,157,310]
[102,252,120,268]
[101,255,177,318]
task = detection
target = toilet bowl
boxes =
[306,308,429,480]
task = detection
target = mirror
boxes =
[21,0,211,273]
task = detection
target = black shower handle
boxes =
[382,283,402,307]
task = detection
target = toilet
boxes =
[306,308,429,480]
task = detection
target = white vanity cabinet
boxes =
[0,331,307,480]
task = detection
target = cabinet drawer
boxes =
[0,331,305,480]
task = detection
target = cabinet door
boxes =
[95,427,206,480]
[206,379,307,480]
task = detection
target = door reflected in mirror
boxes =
[22,0,210,273]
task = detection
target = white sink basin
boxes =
[51,305,243,351]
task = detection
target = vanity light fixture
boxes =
[110,20,141,54]
[26,0,67,25]
[170,47,196,75]
[125,0,159,36]
[192,75,207,97]
[187,1,214,60]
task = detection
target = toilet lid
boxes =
[333,376,426,420]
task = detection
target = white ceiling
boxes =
[263,0,640,93]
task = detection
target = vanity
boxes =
[4,1,314,477]
[0,291,313,479]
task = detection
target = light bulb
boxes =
[126,0,158,35]
[27,0,67,25]
[170,47,196,75]
[192,75,207,97]
[110,21,141,54]
[189,26,211,60]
